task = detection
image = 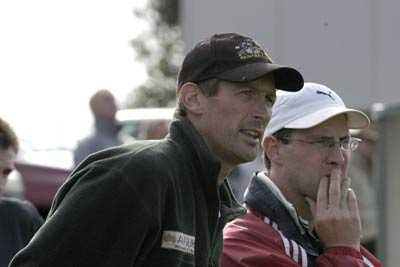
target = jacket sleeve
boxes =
[221,214,381,267]
[222,217,307,267]
[222,230,381,267]
[222,235,306,267]
[10,164,163,267]
[20,200,44,240]
[316,246,381,267]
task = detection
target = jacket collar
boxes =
[168,116,244,217]
[244,173,322,255]
[169,116,221,194]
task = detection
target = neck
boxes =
[269,169,313,221]
[187,115,235,186]
[180,116,230,187]
[217,164,233,186]
[94,117,119,135]
[293,197,313,221]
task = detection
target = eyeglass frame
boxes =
[277,135,363,152]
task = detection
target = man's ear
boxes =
[178,82,205,115]
[263,136,283,166]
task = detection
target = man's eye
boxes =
[314,139,333,147]
[342,137,351,143]
[241,90,253,96]
[264,94,276,107]
[265,95,275,104]
[2,169,12,177]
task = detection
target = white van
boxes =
[116,107,175,140]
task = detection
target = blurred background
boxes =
[1,0,399,265]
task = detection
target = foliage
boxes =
[127,0,183,108]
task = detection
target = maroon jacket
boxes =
[221,173,381,267]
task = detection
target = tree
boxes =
[127,0,183,108]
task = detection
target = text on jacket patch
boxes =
[161,231,195,255]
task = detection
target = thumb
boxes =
[305,197,316,217]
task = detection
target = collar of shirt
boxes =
[257,172,311,235]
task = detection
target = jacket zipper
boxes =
[208,209,221,267]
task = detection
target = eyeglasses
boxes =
[278,136,362,152]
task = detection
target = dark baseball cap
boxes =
[177,33,304,91]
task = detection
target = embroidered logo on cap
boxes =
[235,38,271,61]
[316,90,335,101]
[161,231,195,255]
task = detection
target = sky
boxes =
[0,0,148,155]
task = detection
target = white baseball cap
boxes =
[264,82,370,138]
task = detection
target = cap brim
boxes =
[286,107,370,130]
[216,62,304,91]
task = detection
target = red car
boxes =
[14,161,70,215]
[9,107,174,216]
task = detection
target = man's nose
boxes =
[327,145,346,166]
[252,101,270,124]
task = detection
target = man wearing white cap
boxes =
[221,83,381,266]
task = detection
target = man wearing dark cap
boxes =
[10,33,303,267]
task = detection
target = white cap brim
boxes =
[285,106,370,130]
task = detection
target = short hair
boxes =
[89,89,115,114]
[264,128,293,170]
[176,79,221,117]
[0,117,19,153]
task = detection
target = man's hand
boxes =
[306,168,362,250]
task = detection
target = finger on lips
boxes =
[328,168,342,207]
[317,176,329,210]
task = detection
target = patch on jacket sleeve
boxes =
[161,230,195,255]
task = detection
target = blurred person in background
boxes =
[9,32,303,266]
[0,117,43,267]
[222,83,380,266]
[73,89,123,166]
[348,126,378,254]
